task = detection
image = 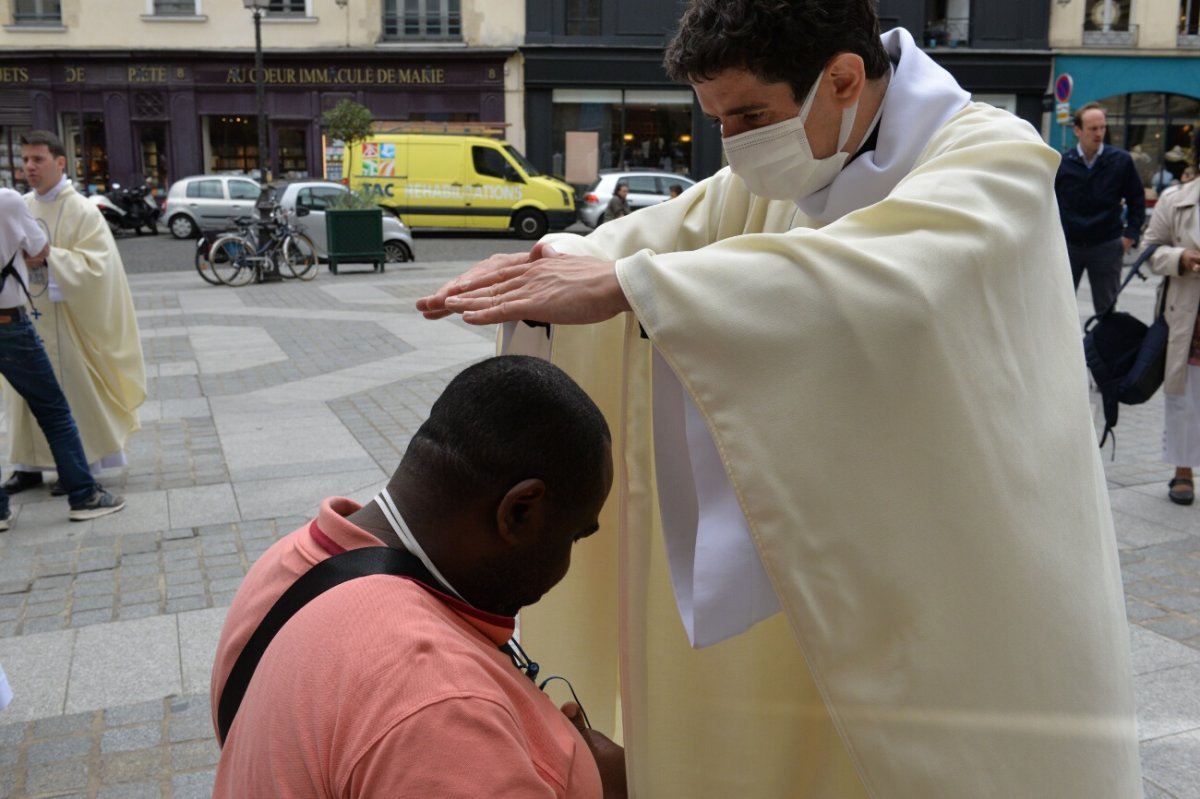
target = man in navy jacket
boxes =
[1054,102,1146,316]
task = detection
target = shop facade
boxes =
[0,50,512,193]
[1050,54,1200,195]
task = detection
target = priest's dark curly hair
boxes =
[664,0,891,101]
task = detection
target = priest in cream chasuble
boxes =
[421,12,1141,799]
[6,165,145,471]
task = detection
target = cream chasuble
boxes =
[508,31,1140,799]
[3,184,145,469]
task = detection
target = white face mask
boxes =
[722,69,859,202]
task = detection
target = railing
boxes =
[1082,23,1138,46]
[923,17,970,48]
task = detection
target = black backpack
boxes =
[1082,244,1168,451]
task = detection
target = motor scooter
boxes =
[90,183,162,235]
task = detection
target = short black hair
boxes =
[1073,102,1106,129]
[402,356,611,516]
[20,130,66,159]
[664,0,890,102]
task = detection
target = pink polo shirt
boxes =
[211,498,603,798]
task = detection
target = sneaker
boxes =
[69,488,125,521]
[0,510,11,532]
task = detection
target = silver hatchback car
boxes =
[163,175,262,239]
[578,170,695,228]
[274,180,415,263]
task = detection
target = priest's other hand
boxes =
[416,243,631,326]
[561,702,627,799]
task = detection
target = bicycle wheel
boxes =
[210,234,257,287]
[281,233,318,281]
[194,237,222,286]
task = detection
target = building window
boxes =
[382,0,461,40]
[566,0,600,36]
[153,0,196,14]
[12,0,62,25]
[922,0,969,48]
[268,0,306,16]
[1083,0,1136,45]
[1182,0,1200,44]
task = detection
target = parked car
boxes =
[163,174,262,238]
[577,170,696,228]
[275,180,415,263]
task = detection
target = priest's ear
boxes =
[826,52,867,108]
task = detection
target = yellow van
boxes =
[345,133,576,239]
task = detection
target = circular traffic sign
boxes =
[1054,74,1073,103]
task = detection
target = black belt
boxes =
[0,306,28,324]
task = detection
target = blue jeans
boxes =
[0,316,96,512]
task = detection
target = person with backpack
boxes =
[1144,154,1200,506]
[0,188,125,527]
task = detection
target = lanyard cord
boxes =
[373,489,467,602]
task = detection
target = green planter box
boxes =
[325,208,385,274]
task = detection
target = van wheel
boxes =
[513,209,548,240]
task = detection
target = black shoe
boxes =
[69,488,126,522]
[2,471,43,494]
[49,480,65,497]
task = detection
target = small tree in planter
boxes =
[321,99,374,149]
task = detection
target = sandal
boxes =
[1168,477,1194,506]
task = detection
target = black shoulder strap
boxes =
[1086,244,1160,328]
[0,250,33,302]
[216,546,433,746]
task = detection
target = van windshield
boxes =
[504,145,541,177]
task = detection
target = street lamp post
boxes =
[243,0,269,181]
[243,0,279,280]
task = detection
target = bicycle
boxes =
[208,208,318,286]
[194,215,261,286]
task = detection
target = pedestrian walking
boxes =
[1055,102,1147,316]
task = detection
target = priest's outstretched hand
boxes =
[416,243,630,325]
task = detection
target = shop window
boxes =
[0,126,31,190]
[1181,0,1200,43]
[566,0,601,36]
[382,0,462,40]
[208,116,259,174]
[139,126,169,190]
[551,88,693,190]
[62,114,109,192]
[1083,0,1136,45]
[152,0,196,15]
[1091,92,1199,201]
[12,0,61,25]
[276,127,308,179]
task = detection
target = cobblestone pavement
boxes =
[0,261,1195,797]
